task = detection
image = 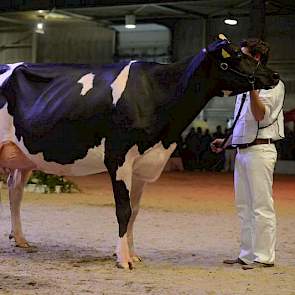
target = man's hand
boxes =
[210,138,225,153]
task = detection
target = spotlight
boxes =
[224,14,238,26]
[125,15,136,29]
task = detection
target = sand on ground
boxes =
[0,171,294,295]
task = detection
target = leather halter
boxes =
[203,46,261,89]
[219,60,261,90]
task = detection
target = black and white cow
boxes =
[0,36,279,269]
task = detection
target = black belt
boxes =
[235,139,275,149]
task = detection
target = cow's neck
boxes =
[163,50,217,143]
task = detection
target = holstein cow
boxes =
[0,36,279,269]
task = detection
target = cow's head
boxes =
[206,34,280,96]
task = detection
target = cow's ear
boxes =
[222,48,231,59]
[218,34,228,40]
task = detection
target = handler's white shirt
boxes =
[232,80,285,145]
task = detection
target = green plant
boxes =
[0,173,7,183]
[28,171,79,193]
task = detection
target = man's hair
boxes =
[240,38,270,65]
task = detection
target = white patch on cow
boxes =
[116,142,177,192]
[19,139,107,176]
[133,142,177,182]
[0,62,24,87]
[0,103,16,143]
[116,234,131,269]
[116,145,139,192]
[111,60,137,106]
[77,72,95,96]
[222,90,233,97]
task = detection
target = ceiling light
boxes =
[224,14,238,26]
[125,15,136,29]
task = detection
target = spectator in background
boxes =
[199,128,212,170]
[183,127,199,170]
[213,125,224,139]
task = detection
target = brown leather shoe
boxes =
[223,258,247,265]
[242,261,274,270]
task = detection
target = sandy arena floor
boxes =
[0,171,294,295]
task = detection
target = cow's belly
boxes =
[0,104,107,176]
[22,141,107,176]
[133,143,176,182]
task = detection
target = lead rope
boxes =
[219,92,247,149]
[207,92,246,171]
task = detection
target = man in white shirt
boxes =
[211,38,285,269]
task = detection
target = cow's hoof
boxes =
[15,243,38,253]
[9,233,34,250]
[24,246,38,253]
[116,261,133,270]
[115,252,142,263]
[132,255,142,262]
[15,241,31,248]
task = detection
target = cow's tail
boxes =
[0,170,8,213]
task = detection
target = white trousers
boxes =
[234,144,277,264]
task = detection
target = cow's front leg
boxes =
[127,177,145,262]
[8,169,32,248]
[111,178,133,269]
[105,141,139,269]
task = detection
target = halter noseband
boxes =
[220,60,261,90]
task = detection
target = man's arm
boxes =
[250,90,266,121]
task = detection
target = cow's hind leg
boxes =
[127,177,145,262]
[8,169,32,248]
